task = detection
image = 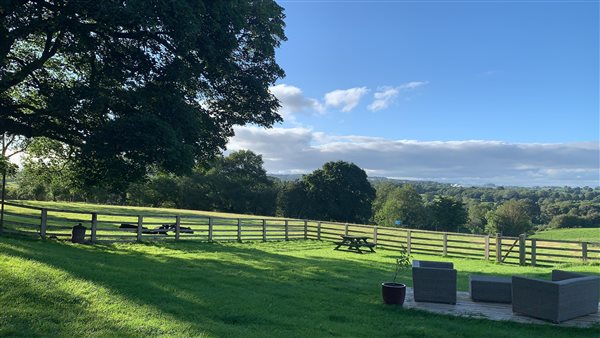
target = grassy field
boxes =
[0,235,599,337]
[532,228,600,242]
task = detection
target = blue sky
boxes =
[230,0,600,186]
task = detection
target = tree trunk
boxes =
[1,168,6,232]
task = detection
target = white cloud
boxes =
[398,81,428,90]
[269,84,324,119]
[324,87,368,112]
[229,126,600,187]
[368,87,400,111]
[368,81,428,112]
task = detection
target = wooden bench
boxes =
[334,235,376,254]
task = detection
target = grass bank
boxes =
[0,235,598,337]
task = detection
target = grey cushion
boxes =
[470,275,512,303]
[512,270,600,323]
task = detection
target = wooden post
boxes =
[344,223,348,236]
[519,234,526,266]
[443,233,448,256]
[208,217,213,242]
[284,220,289,241]
[495,233,502,263]
[262,219,267,242]
[175,216,181,240]
[303,220,308,240]
[40,208,47,238]
[137,215,143,241]
[237,218,242,243]
[484,235,490,260]
[373,226,378,245]
[317,221,322,240]
[406,230,412,255]
[531,239,537,266]
[582,242,588,263]
[91,213,97,243]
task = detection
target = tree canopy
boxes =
[278,161,376,223]
[1,1,286,187]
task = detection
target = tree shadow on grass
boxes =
[0,236,597,337]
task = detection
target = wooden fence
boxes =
[1,202,308,243]
[2,202,599,266]
[305,221,600,267]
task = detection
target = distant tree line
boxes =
[7,141,600,236]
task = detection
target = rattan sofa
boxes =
[512,270,600,323]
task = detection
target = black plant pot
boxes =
[381,282,406,305]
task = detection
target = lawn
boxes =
[0,235,598,337]
[532,228,600,242]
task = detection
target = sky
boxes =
[229,0,600,187]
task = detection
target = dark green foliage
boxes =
[278,161,375,223]
[276,180,309,218]
[1,1,286,189]
[429,196,468,232]
[127,150,278,215]
[374,185,428,228]
[486,200,533,236]
[548,214,600,229]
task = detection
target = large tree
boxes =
[429,196,467,232]
[301,161,375,223]
[0,1,286,188]
[486,200,533,236]
[374,184,427,228]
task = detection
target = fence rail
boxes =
[2,202,599,266]
[1,202,308,243]
[305,220,600,266]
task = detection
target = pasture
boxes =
[532,228,600,242]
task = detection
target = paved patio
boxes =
[402,288,600,328]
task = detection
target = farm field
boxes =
[0,235,599,337]
[531,228,600,242]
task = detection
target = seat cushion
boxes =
[470,275,512,303]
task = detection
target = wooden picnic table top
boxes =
[340,235,369,240]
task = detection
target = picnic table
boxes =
[334,235,376,254]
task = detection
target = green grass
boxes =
[8,200,276,219]
[532,228,600,242]
[0,235,598,337]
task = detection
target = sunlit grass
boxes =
[0,236,598,337]
[532,228,600,242]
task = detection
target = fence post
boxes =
[443,233,448,256]
[531,239,537,266]
[208,217,213,242]
[237,218,242,243]
[91,212,97,243]
[261,219,266,242]
[303,220,308,240]
[40,208,47,238]
[406,230,412,255]
[344,223,348,236]
[317,221,322,240]
[582,242,588,263]
[373,226,378,245]
[175,215,181,240]
[519,234,526,266]
[285,220,289,241]
[495,233,502,263]
[137,215,143,241]
[484,235,490,260]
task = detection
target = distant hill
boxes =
[269,174,457,188]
